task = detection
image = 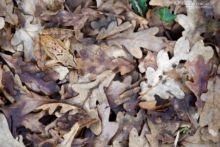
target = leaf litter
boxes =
[0,0,220,146]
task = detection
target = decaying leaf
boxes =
[1,0,220,146]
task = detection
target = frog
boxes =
[39,34,76,68]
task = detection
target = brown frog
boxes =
[39,34,76,68]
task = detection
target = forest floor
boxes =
[0,0,220,146]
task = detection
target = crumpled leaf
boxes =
[199,68,220,137]
[11,16,42,61]
[0,113,25,147]
[107,27,165,58]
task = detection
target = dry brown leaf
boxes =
[138,51,157,73]
[94,104,119,146]
[185,55,212,98]
[199,68,220,137]
[129,125,149,147]
[1,53,60,96]
[107,27,165,58]
[35,103,79,115]
[111,110,145,146]
[57,123,80,147]
[97,21,132,40]
[0,0,18,25]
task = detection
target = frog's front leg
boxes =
[45,59,60,67]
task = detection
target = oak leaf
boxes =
[199,69,220,137]
[107,27,165,58]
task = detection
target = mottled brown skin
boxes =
[39,35,76,68]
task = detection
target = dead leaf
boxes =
[0,113,25,147]
[149,0,174,6]
[175,0,204,44]
[94,104,119,146]
[11,16,42,61]
[140,37,213,101]
[185,55,212,98]
[138,51,157,73]
[129,125,149,147]
[107,27,165,58]
[97,21,132,40]
[0,17,4,29]
[0,0,18,25]
[199,68,220,137]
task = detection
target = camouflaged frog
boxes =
[39,35,76,68]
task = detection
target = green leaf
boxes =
[180,127,190,135]
[155,7,176,24]
[138,0,149,13]
[129,0,142,16]
[128,0,149,16]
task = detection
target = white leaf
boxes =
[53,65,69,80]
[0,17,5,30]
[20,0,38,15]
[0,113,25,147]
[11,16,42,61]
